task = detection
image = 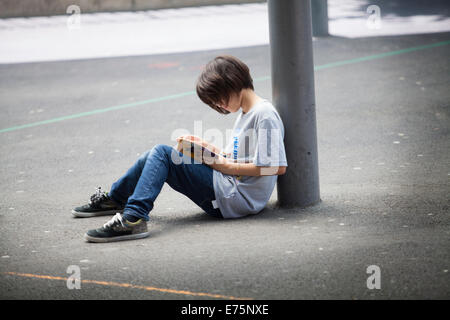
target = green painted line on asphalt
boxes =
[314,39,450,70]
[1,39,449,134]
[0,91,195,133]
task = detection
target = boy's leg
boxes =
[122,144,222,221]
[85,144,221,242]
[73,150,151,218]
[107,150,152,206]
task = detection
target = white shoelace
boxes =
[103,212,125,229]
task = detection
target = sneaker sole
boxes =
[72,209,122,218]
[84,232,150,243]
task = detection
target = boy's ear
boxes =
[238,90,244,105]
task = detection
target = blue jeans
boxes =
[108,144,222,221]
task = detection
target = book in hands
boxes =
[176,135,226,165]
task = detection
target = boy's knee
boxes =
[137,149,151,162]
[153,144,183,164]
[153,144,173,155]
[138,145,169,163]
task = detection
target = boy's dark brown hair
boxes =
[196,55,254,114]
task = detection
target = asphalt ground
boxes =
[0,31,449,300]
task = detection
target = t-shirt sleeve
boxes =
[253,116,288,167]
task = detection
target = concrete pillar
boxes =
[268,0,321,208]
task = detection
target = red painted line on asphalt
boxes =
[148,62,180,69]
[3,271,253,300]
[188,64,205,70]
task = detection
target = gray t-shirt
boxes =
[213,98,288,219]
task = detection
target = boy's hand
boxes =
[204,152,227,164]
[175,134,191,142]
[205,154,231,172]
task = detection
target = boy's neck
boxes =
[240,89,263,114]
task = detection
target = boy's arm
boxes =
[208,156,286,176]
[176,135,286,176]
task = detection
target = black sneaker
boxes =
[85,213,150,243]
[72,187,124,218]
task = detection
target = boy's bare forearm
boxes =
[208,157,286,176]
[176,135,286,176]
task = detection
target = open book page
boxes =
[176,135,225,164]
